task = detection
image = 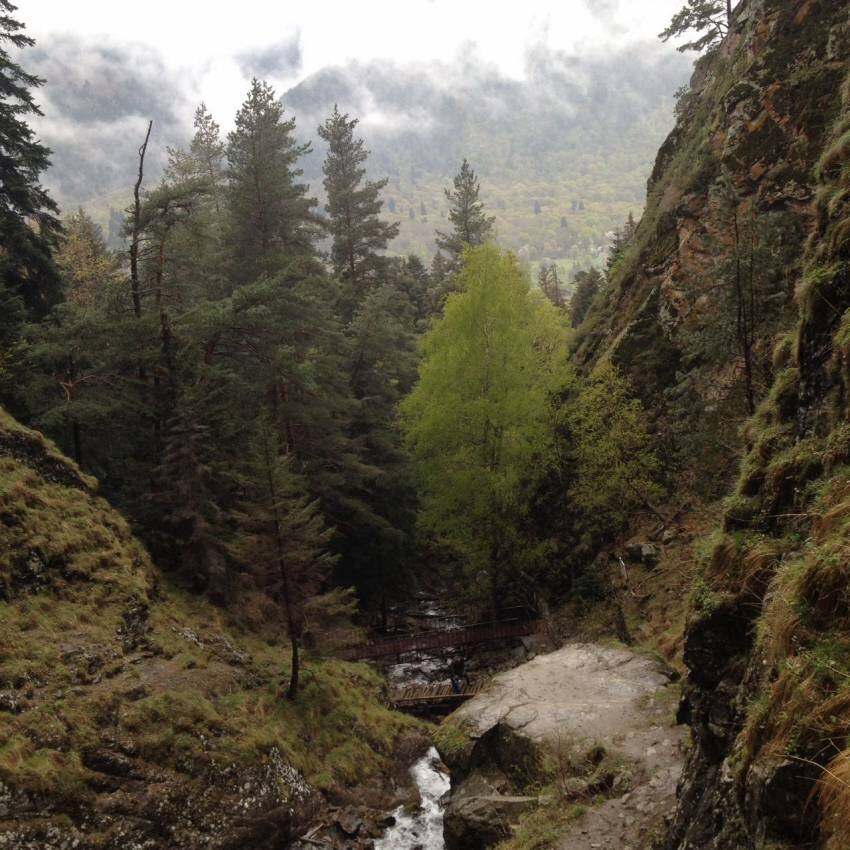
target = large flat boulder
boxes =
[451,643,673,757]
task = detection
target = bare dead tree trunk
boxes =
[130,120,152,319]
[726,0,733,26]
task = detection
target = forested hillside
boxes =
[30,39,689,267]
[284,49,689,262]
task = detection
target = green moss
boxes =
[764,368,800,424]
[689,576,723,615]
[723,492,764,530]
[433,713,476,770]
[772,332,797,372]
[494,802,585,850]
[0,456,152,601]
[0,734,90,803]
[798,262,843,323]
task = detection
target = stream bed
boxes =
[375,747,450,850]
[375,598,458,849]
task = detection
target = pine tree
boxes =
[318,106,399,317]
[660,0,732,53]
[189,103,225,188]
[212,267,366,560]
[537,263,566,310]
[21,303,121,468]
[168,103,225,190]
[0,0,62,338]
[399,254,431,330]
[133,179,211,416]
[56,210,124,309]
[226,79,318,284]
[237,415,335,699]
[425,251,454,316]
[563,361,662,536]
[606,212,638,273]
[163,106,230,302]
[18,210,127,466]
[343,278,418,621]
[435,159,495,271]
[569,268,603,327]
[156,391,233,599]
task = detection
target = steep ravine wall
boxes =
[574,1,850,848]
[663,56,850,849]
[574,0,850,495]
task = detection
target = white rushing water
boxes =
[386,653,447,687]
[375,747,450,850]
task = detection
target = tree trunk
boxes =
[488,542,500,622]
[130,120,153,320]
[726,0,732,25]
[287,632,300,700]
[72,419,82,467]
[261,434,302,701]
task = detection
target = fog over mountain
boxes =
[31,36,689,262]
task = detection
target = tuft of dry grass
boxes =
[757,560,805,666]
[799,549,850,629]
[821,748,850,849]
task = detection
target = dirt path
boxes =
[451,643,687,849]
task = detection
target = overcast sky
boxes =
[23,0,686,127]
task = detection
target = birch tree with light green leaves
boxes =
[400,244,571,614]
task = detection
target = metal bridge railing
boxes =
[338,618,539,661]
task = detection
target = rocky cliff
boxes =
[0,408,422,849]
[574,1,850,848]
[575,0,849,496]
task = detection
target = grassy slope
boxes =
[0,408,422,846]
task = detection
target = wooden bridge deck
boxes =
[339,618,539,661]
[393,681,483,712]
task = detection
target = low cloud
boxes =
[236,33,302,80]
[284,43,691,181]
[30,35,190,205]
[25,33,690,211]
[585,0,619,24]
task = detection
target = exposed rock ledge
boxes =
[439,643,687,850]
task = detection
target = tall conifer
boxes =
[435,159,494,271]
[236,415,335,699]
[0,0,62,337]
[318,106,399,318]
[226,80,318,284]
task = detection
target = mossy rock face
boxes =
[575,0,847,501]
[683,599,755,690]
[0,408,424,847]
[435,714,478,776]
